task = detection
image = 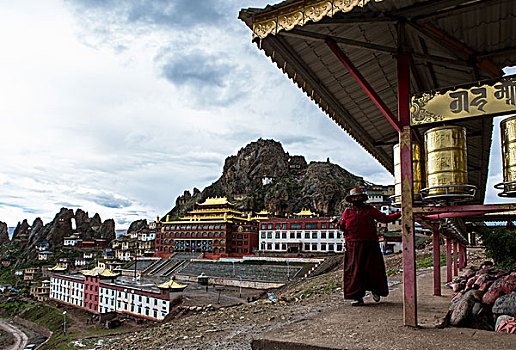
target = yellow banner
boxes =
[411,75,516,126]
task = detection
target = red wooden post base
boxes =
[453,241,458,276]
[458,245,465,271]
[432,229,441,296]
[446,238,452,283]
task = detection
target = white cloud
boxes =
[4,1,509,229]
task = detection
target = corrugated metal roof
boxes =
[240,0,516,204]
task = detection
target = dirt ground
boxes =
[97,248,515,350]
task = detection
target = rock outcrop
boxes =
[5,208,117,262]
[127,219,148,234]
[0,221,9,245]
[11,219,30,241]
[165,138,365,219]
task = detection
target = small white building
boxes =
[259,214,344,253]
[75,258,88,267]
[50,275,84,307]
[64,237,78,246]
[38,251,54,261]
[36,241,50,251]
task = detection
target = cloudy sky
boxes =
[0,1,513,229]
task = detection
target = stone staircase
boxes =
[176,261,306,282]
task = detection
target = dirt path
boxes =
[252,267,516,350]
[103,266,515,349]
[0,319,29,350]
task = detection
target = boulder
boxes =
[483,274,516,304]
[450,290,482,326]
[495,315,513,331]
[492,292,516,316]
[496,316,516,334]
[469,302,494,331]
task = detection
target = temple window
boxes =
[306,223,318,229]
[290,223,302,230]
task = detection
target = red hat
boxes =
[346,188,368,202]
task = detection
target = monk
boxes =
[337,188,401,306]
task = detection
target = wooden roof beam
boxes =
[412,0,505,22]
[280,29,396,54]
[326,39,401,133]
[311,16,397,25]
[477,46,516,59]
[418,22,503,78]
[390,0,484,19]
[281,29,471,69]
[412,53,474,70]
[264,36,393,171]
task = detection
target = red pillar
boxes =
[446,238,452,282]
[432,229,441,296]
[398,51,417,327]
[463,245,467,266]
[453,241,458,276]
[458,245,464,270]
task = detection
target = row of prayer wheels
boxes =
[393,116,516,203]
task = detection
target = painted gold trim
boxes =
[252,0,383,39]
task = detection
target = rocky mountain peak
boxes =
[165,138,365,219]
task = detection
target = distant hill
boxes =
[164,138,366,219]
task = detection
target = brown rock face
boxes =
[127,219,148,234]
[164,138,364,219]
[7,207,116,262]
[96,219,115,241]
[12,219,30,240]
[0,221,9,245]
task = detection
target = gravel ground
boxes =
[94,248,501,350]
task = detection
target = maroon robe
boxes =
[339,205,400,300]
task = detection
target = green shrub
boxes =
[477,227,516,269]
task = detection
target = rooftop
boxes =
[197,197,235,206]
[239,0,516,204]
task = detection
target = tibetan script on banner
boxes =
[411,75,516,126]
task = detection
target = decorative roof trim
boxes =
[156,279,187,290]
[81,267,119,277]
[294,208,319,216]
[197,197,234,206]
[251,0,383,39]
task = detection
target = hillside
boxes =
[165,138,365,219]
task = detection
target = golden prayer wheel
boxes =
[424,125,468,196]
[393,142,423,204]
[500,116,516,192]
